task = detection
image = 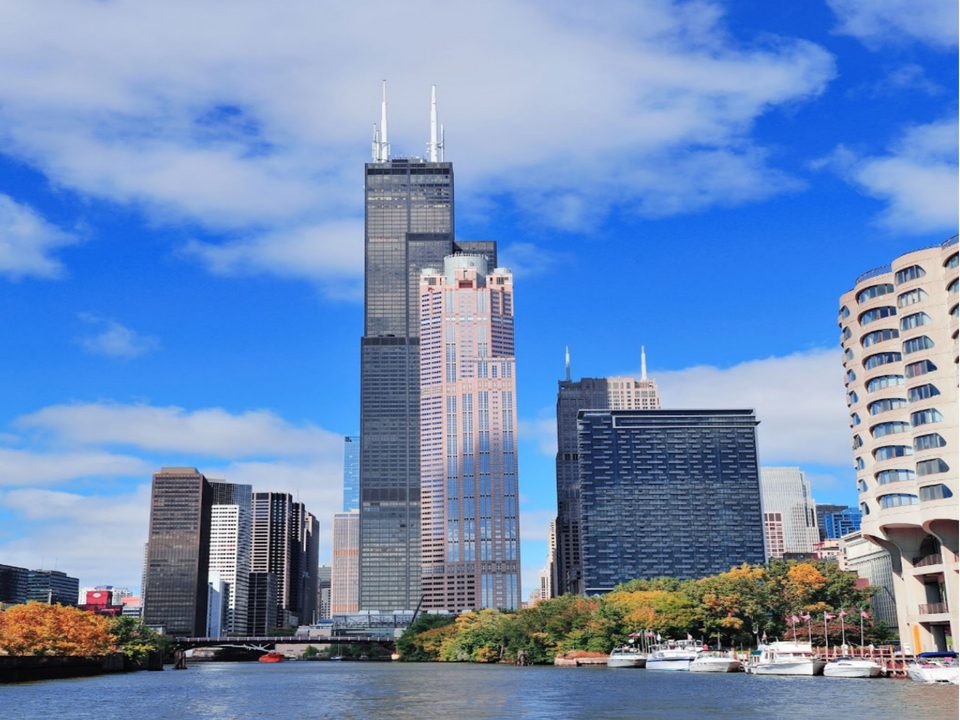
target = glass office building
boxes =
[822,507,862,539]
[143,467,213,636]
[576,409,765,594]
[360,155,495,611]
[343,436,360,512]
[555,371,660,596]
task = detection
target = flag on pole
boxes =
[838,610,847,618]
[824,612,835,620]
[860,610,869,619]
[801,613,811,621]
[790,615,800,623]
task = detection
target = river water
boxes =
[2,662,957,719]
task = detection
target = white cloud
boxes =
[78,314,159,359]
[819,118,959,234]
[827,0,958,48]
[655,348,852,467]
[16,402,342,459]
[0,193,78,279]
[182,219,364,286]
[519,508,557,543]
[498,242,572,279]
[0,1,834,284]
[518,416,558,456]
[0,448,152,486]
[0,487,149,590]
[1,399,348,586]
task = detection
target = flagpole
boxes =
[859,611,864,649]
[840,610,846,648]
[823,613,829,653]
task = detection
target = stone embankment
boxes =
[0,652,163,683]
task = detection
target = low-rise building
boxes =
[841,530,899,630]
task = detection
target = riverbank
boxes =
[0,652,163,683]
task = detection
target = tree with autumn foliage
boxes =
[396,560,893,664]
[0,602,115,656]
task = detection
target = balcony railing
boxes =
[913,553,943,568]
[918,602,949,615]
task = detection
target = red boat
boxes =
[258,651,285,663]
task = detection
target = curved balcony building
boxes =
[839,235,958,652]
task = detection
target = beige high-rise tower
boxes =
[419,254,521,612]
[331,510,359,615]
[839,236,958,652]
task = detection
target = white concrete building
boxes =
[208,483,252,635]
[840,236,958,652]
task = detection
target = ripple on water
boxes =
[1,662,957,720]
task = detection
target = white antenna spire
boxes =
[641,346,647,381]
[428,84,439,162]
[377,79,390,162]
[564,346,571,382]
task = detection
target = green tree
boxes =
[397,614,456,661]
[109,615,167,661]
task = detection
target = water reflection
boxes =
[2,662,957,720]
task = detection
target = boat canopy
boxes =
[916,651,957,658]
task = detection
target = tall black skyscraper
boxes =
[359,83,495,610]
[142,467,213,636]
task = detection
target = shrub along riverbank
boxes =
[0,602,166,681]
[397,560,896,664]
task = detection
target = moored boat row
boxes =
[604,638,959,682]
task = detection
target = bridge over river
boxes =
[174,635,397,651]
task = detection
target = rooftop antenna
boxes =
[564,346,571,382]
[641,346,647,382]
[428,84,445,162]
[372,80,390,162]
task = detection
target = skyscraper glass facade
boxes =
[343,435,360,512]
[359,155,495,611]
[208,481,252,635]
[143,467,213,636]
[758,467,820,558]
[822,507,862,539]
[576,409,765,594]
[555,375,660,596]
[419,255,521,612]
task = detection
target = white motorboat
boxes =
[747,641,825,676]
[607,645,646,668]
[906,651,959,684]
[823,656,883,678]
[689,652,742,673]
[646,639,701,671]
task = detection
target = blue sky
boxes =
[0,1,956,599]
